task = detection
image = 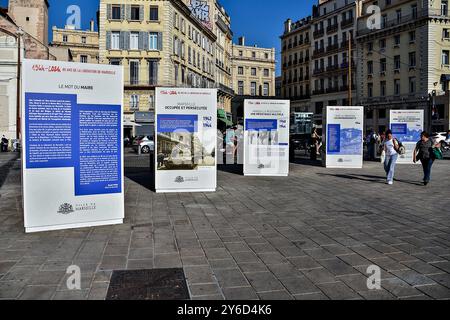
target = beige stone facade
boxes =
[7,0,49,45]
[50,24,99,64]
[232,38,276,97]
[99,0,234,132]
[310,0,357,122]
[356,0,450,133]
[281,16,312,113]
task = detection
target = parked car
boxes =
[132,136,154,154]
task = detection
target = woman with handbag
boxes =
[413,131,442,186]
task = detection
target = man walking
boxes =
[383,130,399,185]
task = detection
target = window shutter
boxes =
[140,5,144,21]
[143,32,149,50]
[158,32,163,51]
[139,32,144,50]
[126,5,131,21]
[107,4,112,20]
[124,31,130,50]
[121,4,126,20]
[106,31,111,50]
[119,32,125,50]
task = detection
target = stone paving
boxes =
[0,151,450,300]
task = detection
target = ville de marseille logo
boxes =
[175,176,185,183]
[57,203,75,215]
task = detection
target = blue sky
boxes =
[1,0,316,75]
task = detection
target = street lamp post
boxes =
[16,28,24,140]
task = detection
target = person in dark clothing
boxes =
[1,135,8,152]
[413,131,440,186]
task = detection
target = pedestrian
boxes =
[413,131,440,186]
[1,135,8,152]
[383,129,399,185]
[367,129,377,161]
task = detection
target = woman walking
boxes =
[383,130,399,185]
[413,131,440,186]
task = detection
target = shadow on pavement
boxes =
[0,154,19,189]
[317,172,424,186]
[218,164,243,175]
[125,167,155,191]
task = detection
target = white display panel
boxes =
[243,99,290,176]
[325,106,364,169]
[390,110,424,164]
[22,59,124,233]
[155,88,217,193]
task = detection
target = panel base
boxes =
[155,189,216,193]
[25,219,123,233]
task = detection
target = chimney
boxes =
[90,19,95,32]
[284,19,292,34]
[238,36,245,46]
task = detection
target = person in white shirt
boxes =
[383,129,399,185]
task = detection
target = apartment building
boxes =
[356,0,450,133]
[281,16,312,113]
[214,2,234,114]
[50,22,99,64]
[0,1,54,141]
[232,37,276,97]
[99,0,238,136]
[311,0,357,123]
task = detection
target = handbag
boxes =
[433,147,443,160]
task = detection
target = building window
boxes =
[149,95,155,110]
[109,58,121,65]
[130,6,141,21]
[252,51,256,58]
[442,50,450,65]
[396,9,402,23]
[111,5,121,20]
[238,66,244,75]
[149,59,158,85]
[409,31,416,42]
[130,60,139,85]
[81,36,87,44]
[111,32,120,50]
[130,32,139,50]
[367,61,373,75]
[409,52,416,67]
[250,82,257,96]
[412,5,418,19]
[238,81,244,95]
[379,39,386,49]
[443,28,450,39]
[150,6,159,21]
[263,83,269,96]
[80,55,88,63]
[380,58,387,72]
[264,69,269,77]
[265,53,269,59]
[394,79,400,95]
[251,68,257,76]
[368,83,373,97]
[149,32,158,50]
[380,81,386,97]
[394,55,401,70]
[394,34,400,46]
[63,35,68,42]
[409,77,416,93]
[442,0,448,16]
[130,95,139,111]
[379,109,386,119]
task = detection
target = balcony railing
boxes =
[313,68,325,75]
[312,89,325,95]
[358,8,450,37]
[327,24,339,34]
[327,43,339,52]
[341,17,354,29]
[326,64,340,72]
[341,40,355,48]
[313,29,324,39]
[313,48,325,57]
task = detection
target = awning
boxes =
[441,74,450,82]
[217,110,233,127]
[123,121,142,127]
